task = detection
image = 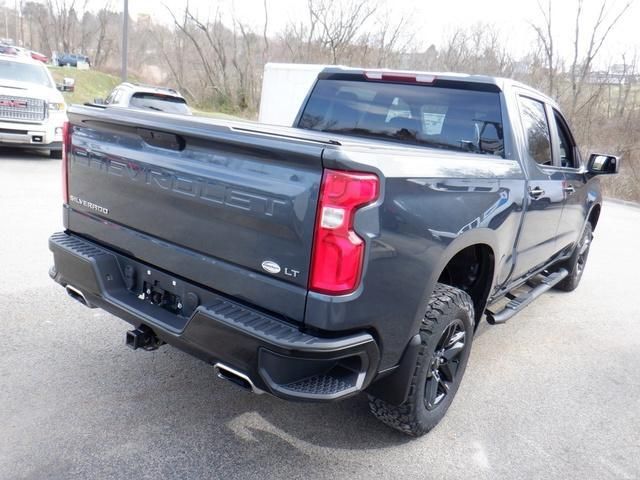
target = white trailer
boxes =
[258,63,327,126]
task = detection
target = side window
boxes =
[552,110,578,168]
[519,96,552,166]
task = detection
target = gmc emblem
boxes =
[0,99,28,108]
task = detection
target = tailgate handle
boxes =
[138,128,185,151]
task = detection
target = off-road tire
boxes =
[49,149,63,159]
[554,222,593,292]
[368,283,474,436]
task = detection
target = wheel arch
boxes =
[426,228,499,327]
[588,203,601,231]
[437,243,495,326]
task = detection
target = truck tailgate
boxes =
[64,107,325,322]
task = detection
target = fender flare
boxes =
[417,227,500,324]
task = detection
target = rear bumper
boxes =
[49,232,380,401]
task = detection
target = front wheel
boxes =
[48,149,62,159]
[554,222,593,292]
[368,283,474,436]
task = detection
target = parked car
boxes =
[57,53,90,67]
[0,44,18,55]
[49,65,618,436]
[97,82,191,115]
[0,53,70,157]
[30,50,48,63]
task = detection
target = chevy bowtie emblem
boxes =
[261,260,281,274]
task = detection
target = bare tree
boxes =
[568,0,632,119]
[262,0,269,61]
[615,52,637,116]
[184,7,233,100]
[92,3,114,67]
[530,0,557,96]
[164,4,223,99]
[308,0,376,63]
[437,24,514,76]
[371,8,414,68]
[46,0,80,52]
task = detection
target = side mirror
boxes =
[588,153,620,175]
[93,98,105,105]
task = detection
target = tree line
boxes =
[2,0,638,201]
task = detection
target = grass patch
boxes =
[49,66,121,106]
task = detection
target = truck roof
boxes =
[116,82,183,98]
[318,65,557,107]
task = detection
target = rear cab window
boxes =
[298,76,504,157]
[129,93,190,114]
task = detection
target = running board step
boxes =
[486,268,569,325]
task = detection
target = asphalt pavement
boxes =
[1,150,639,480]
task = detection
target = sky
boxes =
[128,0,637,66]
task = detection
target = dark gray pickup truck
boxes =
[49,67,619,436]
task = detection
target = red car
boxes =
[30,50,48,63]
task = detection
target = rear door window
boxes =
[518,96,553,166]
[298,79,504,157]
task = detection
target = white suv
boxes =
[0,53,68,157]
[99,83,191,115]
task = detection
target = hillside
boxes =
[48,66,122,106]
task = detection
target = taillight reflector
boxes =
[310,169,379,295]
[62,121,70,203]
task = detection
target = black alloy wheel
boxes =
[368,283,475,436]
[425,318,467,410]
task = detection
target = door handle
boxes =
[137,128,185,151]
[563,184,576,195]
[528,186,545,199]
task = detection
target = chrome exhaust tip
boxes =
[214,363,264,394]
[65,285,88,307]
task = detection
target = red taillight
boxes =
[310,169,379,295]
[61,121,70,203]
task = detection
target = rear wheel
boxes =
[554,222,593,292]
[368,283,474,436]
